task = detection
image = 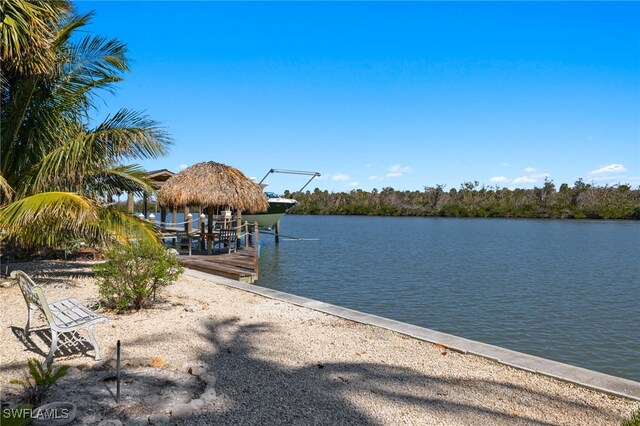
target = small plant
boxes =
[94,241,184,311]
[10,359,69,406]
[622,408,640,426]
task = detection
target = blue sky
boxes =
[76,1,640,193]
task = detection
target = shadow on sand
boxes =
[2,314,626,425]
[173,317,613,425]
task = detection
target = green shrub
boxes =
[10,359,69,406]
[94,241,184,311]
[622,408,640,426]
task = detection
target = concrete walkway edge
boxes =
[184,268,640,401]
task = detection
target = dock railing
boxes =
[155,218,259,257]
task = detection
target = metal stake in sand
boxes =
[116,340,121,403]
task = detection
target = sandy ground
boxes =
[0,260,638,425]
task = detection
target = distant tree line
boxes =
[285,180,640,219]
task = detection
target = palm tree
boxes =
[0,2,170,250]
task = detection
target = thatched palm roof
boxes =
[157,162,268,212]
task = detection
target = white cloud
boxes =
[523,167,537,173]
[500,162,510,167]
[347,181,359,188]
[389,164,412,173]
[513,176,538,184]
[588,164,627,175]
[369,175,384,181]
[383,164,412,178]
[490,176,510,183]
[179,164,188,170]
[331,173,350,181]
[249,176,257,181]
[529,173,550,179]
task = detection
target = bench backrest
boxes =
[11,270,55,325]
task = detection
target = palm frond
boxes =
[28,112,170,194]
[94,207,160,246]
[94,109,172,160]
[55,30,129,113]
[0,192,97,247]
[83,164,158,198]
[27,129,100,194]
[0,0,69,75]
[0,172,15,204]
[0,192,159,248]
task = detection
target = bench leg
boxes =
[87,326,102,361]
[24,307,34,336]
[45,330,58,364]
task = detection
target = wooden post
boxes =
[160,207,167,228]
[200,221,205,251]
[207,207,214,255]
[127,193,134,213]
[185,206,191,233]
[236,210,242,248]
[197,207,204,251]
[253,224,259,277]
[143,194,148,218]
[116,340,121,403]
[275,220,280,244]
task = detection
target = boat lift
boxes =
[258,169,321,242]
[258,169,321,200]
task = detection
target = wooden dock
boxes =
[178,249,258,283]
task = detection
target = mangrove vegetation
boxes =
[288,180,640,219]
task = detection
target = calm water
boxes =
[255,215,640,382]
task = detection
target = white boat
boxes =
[242,169,320,228]
[242,192,298,228]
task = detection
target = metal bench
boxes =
[12,270,108,364]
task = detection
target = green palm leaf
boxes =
[0,192,159,248]
[0,0,68,75]
[0,173,14,204]
[82,165,158,198]
[28,111,170,194]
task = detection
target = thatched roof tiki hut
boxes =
[157,161,268,253]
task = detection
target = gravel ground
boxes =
[0,260,638,425]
